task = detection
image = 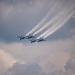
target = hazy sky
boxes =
[0,0,75,75]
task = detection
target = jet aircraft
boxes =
[37,37,46,42]
[25,34,35,39]
[17,35,25,40]
[29,38,37,43]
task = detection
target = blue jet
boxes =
[29,38,37,43]
[37,37,46,42]
[17,35,25,40]
[25,34,35,39]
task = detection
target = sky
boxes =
[0,0,75,75]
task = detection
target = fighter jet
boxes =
[37,37,46,42]
[25,34,35,39]
[29,38,37,43]
[17,35,25,40]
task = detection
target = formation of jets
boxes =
[17,34,46,43]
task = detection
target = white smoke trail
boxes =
[44,10,75,39]
[37,8,68,39]
[33,8,67,35]
[37,6,74,39]
[37,17,64,39]
[26,2,59,36]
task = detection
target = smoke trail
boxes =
[33,8,67,35]
[37,8,68,39]
[37,17,64,39]
[44,10,75,39]
[26,2,59,36]
[37,5,74,39]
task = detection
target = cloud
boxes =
[0,48,27,75]
[65,56,75,75]
[0,0,49,22]
[4,62,45,75]
[0,48,16,75]
[3,55,74,75]
[0,35,75,74]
